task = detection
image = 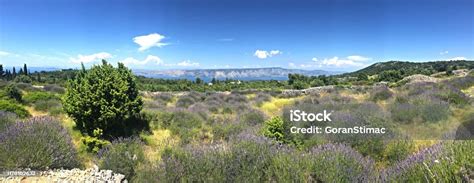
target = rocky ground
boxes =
[0,166,126,183]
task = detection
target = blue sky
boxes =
[0,0,473,72]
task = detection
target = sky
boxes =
[0,0,473,72]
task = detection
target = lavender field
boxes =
[0,63,473,182]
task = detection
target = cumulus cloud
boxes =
[288,62,296,68]
[0,51,10,56]
[120,55,163,66]
[177,60,200,67]
[69,52,113,64]
[346,55,371,62]
[254,49,282,59]
[449,56,466,60]
[133,33,168,51]
[440,51,449,55]
[307,55,372,68]
[319,57,367,67]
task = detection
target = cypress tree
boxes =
[23,63,28,75]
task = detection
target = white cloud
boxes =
[307,55,371,68]
[254,49,282,59]
[177,60,200,67]
[346,55,371,61]
[120,55,163,66]
[69,52,113,64]
[440,51,449,55]
[288,62,296,67]
[320,57,365,67]
[448,56,466,60]
[133,33,168,51]
[0,51,10,56]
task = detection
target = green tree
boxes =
[262,116,285,142]
[0,64,4,79]
[23,63,28,75]
[63,60,143,137]
[6,84,22,102]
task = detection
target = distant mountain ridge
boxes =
[134,67,335,81]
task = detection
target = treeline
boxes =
[286,60,474,89]
[137,76,287,92]
[0,64,80,86]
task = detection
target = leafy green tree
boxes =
[6,84,22,102]
[262,116,285,142]
[63,60,143,137]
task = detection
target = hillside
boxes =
[347,60,474,77]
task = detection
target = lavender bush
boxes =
[98,137,145,180]
[0,117,79,170]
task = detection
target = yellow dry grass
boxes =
[259,96,302,116]
[141,129,180,162]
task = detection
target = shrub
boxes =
[262,116,285,142]
[13,75,32,83]
[240,109,266,126]
[370,86,393,101]
[383,139,414,165]
[0,111,17,132]
[5,84,22,102]
[63,61,143,137]
[81,129,110,153]
[380,141,473,182]
[0,117,79,170]
[0,100,30,118]
[162,110,205,143]
[98,137,145,180]
[175,95,196,108]
[23,91,58,104]
[43,84,65,94]
[419,102,449,123]
[390,103,418,123]
[33,99,61,111]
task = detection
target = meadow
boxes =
[0,62,473,182]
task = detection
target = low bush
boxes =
[98,137,145,180]
[370,86,393,101]
[0,117,79,170]
[0,111,17,132]
[43,84,65,94]
[0,100,30,118]
[33,99,62,112]
[23,91,58,104]
[175,96,196,108]
[383,139,414,165]
[5,84,22,102]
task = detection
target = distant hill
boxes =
[134,67,335,81]
[347,60,474,77]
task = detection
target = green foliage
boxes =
[5,84,22,102]
[0,100,30,118]
[23,91,59,104]
[0,111,17,132]
[98,137,145,180]
[13,75,32,83]
[161,110,205,143]
[262,116,285,142]
[81,129,110,153]
[63,60,143,137]
[370,86,393,101]
[383,139,414,165]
